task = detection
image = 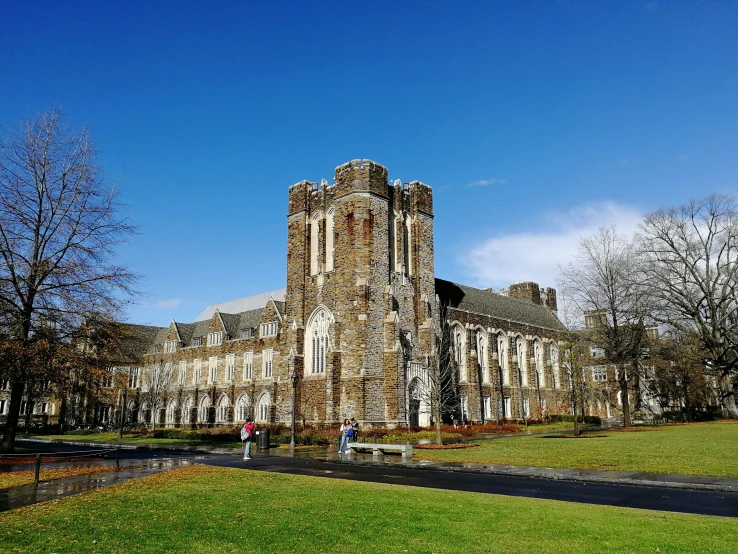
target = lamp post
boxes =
[289,369,299,447]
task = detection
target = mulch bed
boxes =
[415,443,481,450]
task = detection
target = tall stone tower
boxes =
[284,159,434,427]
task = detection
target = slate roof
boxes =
[435,278,566,332]
[196,288,286,322]
[114,323,167,362]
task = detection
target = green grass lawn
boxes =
[416,421,738,477]
[0,464,734,553]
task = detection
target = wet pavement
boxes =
[0,457,191,512]
[3,438,738,517]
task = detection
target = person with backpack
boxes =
[241,419,255,460]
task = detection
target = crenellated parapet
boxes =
[334,159,389,198]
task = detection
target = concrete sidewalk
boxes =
[18,437,738,493]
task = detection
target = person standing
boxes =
[350,417,359,443]
[242,419,255,460]
[339,418,351,453]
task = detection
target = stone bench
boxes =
[347,442,413,458]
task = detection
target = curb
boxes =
[319,456,738,494]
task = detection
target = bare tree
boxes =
[638,195,738,418]
[139,360,174,431]
[648,330,714,421]
[0,109,137,451]
[423,302,461,445]
[559,227,648,427]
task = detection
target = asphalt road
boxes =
[14,441,738,518]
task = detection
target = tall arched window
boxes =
[533,340,545,387]
[310,212,321,276]
[256,393,270,423]
[325,207,335,272]
[453,325,466,382]
[403,215,413,276]
[167,399,178,424]
[199,395,211,423]
[476,329,488,383]
[216,395,229,422]
[306,307,333,374]
[515,336,528,386]
[550,343,560,389]
[181,397,192,426]
[236,394,250,421]
[389,209,398,271]
[497,333,509,386]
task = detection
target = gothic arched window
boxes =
[515,336,528,386]
[533,339,545,387]
[306,307,333,374]
[476,329,488,383]
[236,394,250,421]
[550,343,560,389]
[216,395,229,422]
[452,325,466,382]
[199,395,211,423]
[256,392,270,423]
[497,333,509,386]
[325,207,335,272]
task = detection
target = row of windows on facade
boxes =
[0,380,50,391]
[0,399,53,416]
[452,327,562,388]
[308,208,416,277]
[134,392,271,425]
[126,350,274,389]
[158,324,279,354]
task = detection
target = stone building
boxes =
[0,160,577,429]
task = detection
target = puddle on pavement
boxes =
[0,458,191,512]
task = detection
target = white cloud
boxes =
[154,298,182,310]
[460,202,643,289]
[468,177,507,187]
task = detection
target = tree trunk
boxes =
[58,393,67,434]
[434,399,443,446]
[1,382,24,452]
[619,366,632,427]
[716,376,738,419]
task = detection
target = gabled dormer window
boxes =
[240,328,253,339]
[165,340,177,353]
[207,332,223,346]
[260,322,278,338]
[192,337,202,347]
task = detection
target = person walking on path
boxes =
[339,419,351,453]
[242,419,255,460]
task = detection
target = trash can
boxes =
[256,429,270,450]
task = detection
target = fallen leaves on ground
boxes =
[0,465,117,490]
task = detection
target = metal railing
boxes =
[0,447,121,484]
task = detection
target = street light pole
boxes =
[289,369,299,447]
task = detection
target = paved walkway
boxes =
[3,438,737,517]
[21,436,738,493]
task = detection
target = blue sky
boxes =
[1,1,736,326]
